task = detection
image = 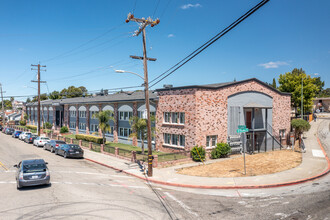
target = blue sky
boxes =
[0,0,329,101]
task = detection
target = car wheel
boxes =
[64,152,67,158]
[54,150,58,155]
[43,145,46,150]
[51,147,54,153]
[16,181,21,189]
[36,143,39,147]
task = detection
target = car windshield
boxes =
[23,163,47,173]
[70,145,81,150]
[41,138,49,140]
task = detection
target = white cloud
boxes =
[258,61,289,69]
[181,3,202,10]
[167,34,174,38]
[18,48,24,51]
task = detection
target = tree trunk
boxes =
[141,138,145,155]
[103,132,106,145]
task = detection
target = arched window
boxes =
[118,105,133,121]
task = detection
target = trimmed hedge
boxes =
[191,146,206,162]
[26,125,37,130]
[75,134,103,144]
[60,126,69,133]
[211,142,231,159]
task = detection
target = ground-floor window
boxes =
[206,135,217,148]
[119,127,132,137]
[163,133,185,147]
[279,129,286,138]
[69,122,76,129]
[106,126,114,135]
[79,122,86,130]
[90,124,99,132]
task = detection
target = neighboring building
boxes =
[313,97,330,112]
[12,100,24,111]
[25,78,292,153]
[155,78,291,153]
[26,91,158,147]
[8,112,22,125]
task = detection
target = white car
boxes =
[19,132,31,141]
[33,137,50,147]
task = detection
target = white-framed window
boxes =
[206,135,217,148]
[90,124,99,132]
[119,127,132,137]
[138,111,155,119]
[279,129,286,138]
[70,110,76,117]
[79,111,86,118]
[163,112,185,124]
[163,133,185,147]
[106,126,114,135]
[69,122,76,129]
[119,111,133,121]
[79,122,86,130]
[90,111,99,119]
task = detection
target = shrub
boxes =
[19,120,26,126]
[211,142,231,159]
[27,125,37,130]
[291,119,311,138]
[190,146,206,162]
[75,134,103,144]
[60,126,69,133]
[43,122,52,129]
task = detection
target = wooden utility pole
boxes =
[0,84,5,125]
[31,64,46,136]
[126,13,159,177]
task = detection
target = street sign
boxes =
[237,128,249,133]
[238,125,246,129]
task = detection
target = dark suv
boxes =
[44,140,66,153]
[5,128,15,135]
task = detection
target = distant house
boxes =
[8,112,22,125]
[313,97,330,112]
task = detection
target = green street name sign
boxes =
[237,128,249,133]
[238,125,246,129]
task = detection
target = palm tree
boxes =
[93,110,114,144]
[129,115,155,155]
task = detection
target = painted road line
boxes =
[0,161,8,171]
[312,149,325,158]
[164,192,199,218]
[50,170,134,178]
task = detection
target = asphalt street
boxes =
[0,119,329,220]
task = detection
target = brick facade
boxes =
[156,80,291,152]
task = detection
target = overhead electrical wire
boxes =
[149,0,270,88]
[41,23,125,63]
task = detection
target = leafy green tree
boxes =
[317,88,330,97]
[271,78,277,88]
[10,97,14,102]
[26,98,31,103]
[291,119,311,145]
[93,110,114,144]
[48,91,61,100]
[278,68,323,114]
[60,86,88,98]
[0,100,12,109]
[23,113,28,121]
[32,93,48,102]
[129,115,156,154]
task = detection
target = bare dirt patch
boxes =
[177,150,302,177]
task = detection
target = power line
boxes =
[152,0,161,18]
[160,0,172,18]
[41,23,125,63]
[149,0,270,88]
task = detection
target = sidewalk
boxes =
[84,119,330,189]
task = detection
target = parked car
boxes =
[19,132,31,141]
[55,144,84,159]
[2,127,8,133]
[12,130,22,138]
[5,128,15,135]
[25,134,38,144]
[44,140,66,153]
[0,125,3,131]
[14,159,50,189]
[33,137,50,147]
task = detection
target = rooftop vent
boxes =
[163,84,173,89]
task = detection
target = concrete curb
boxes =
[85,135,330,189]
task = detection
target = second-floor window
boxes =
[70,110,76,117]
[119,111,132,121]
[79,111,86,118]
[163,112,185,124]
[90,111,99,119]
